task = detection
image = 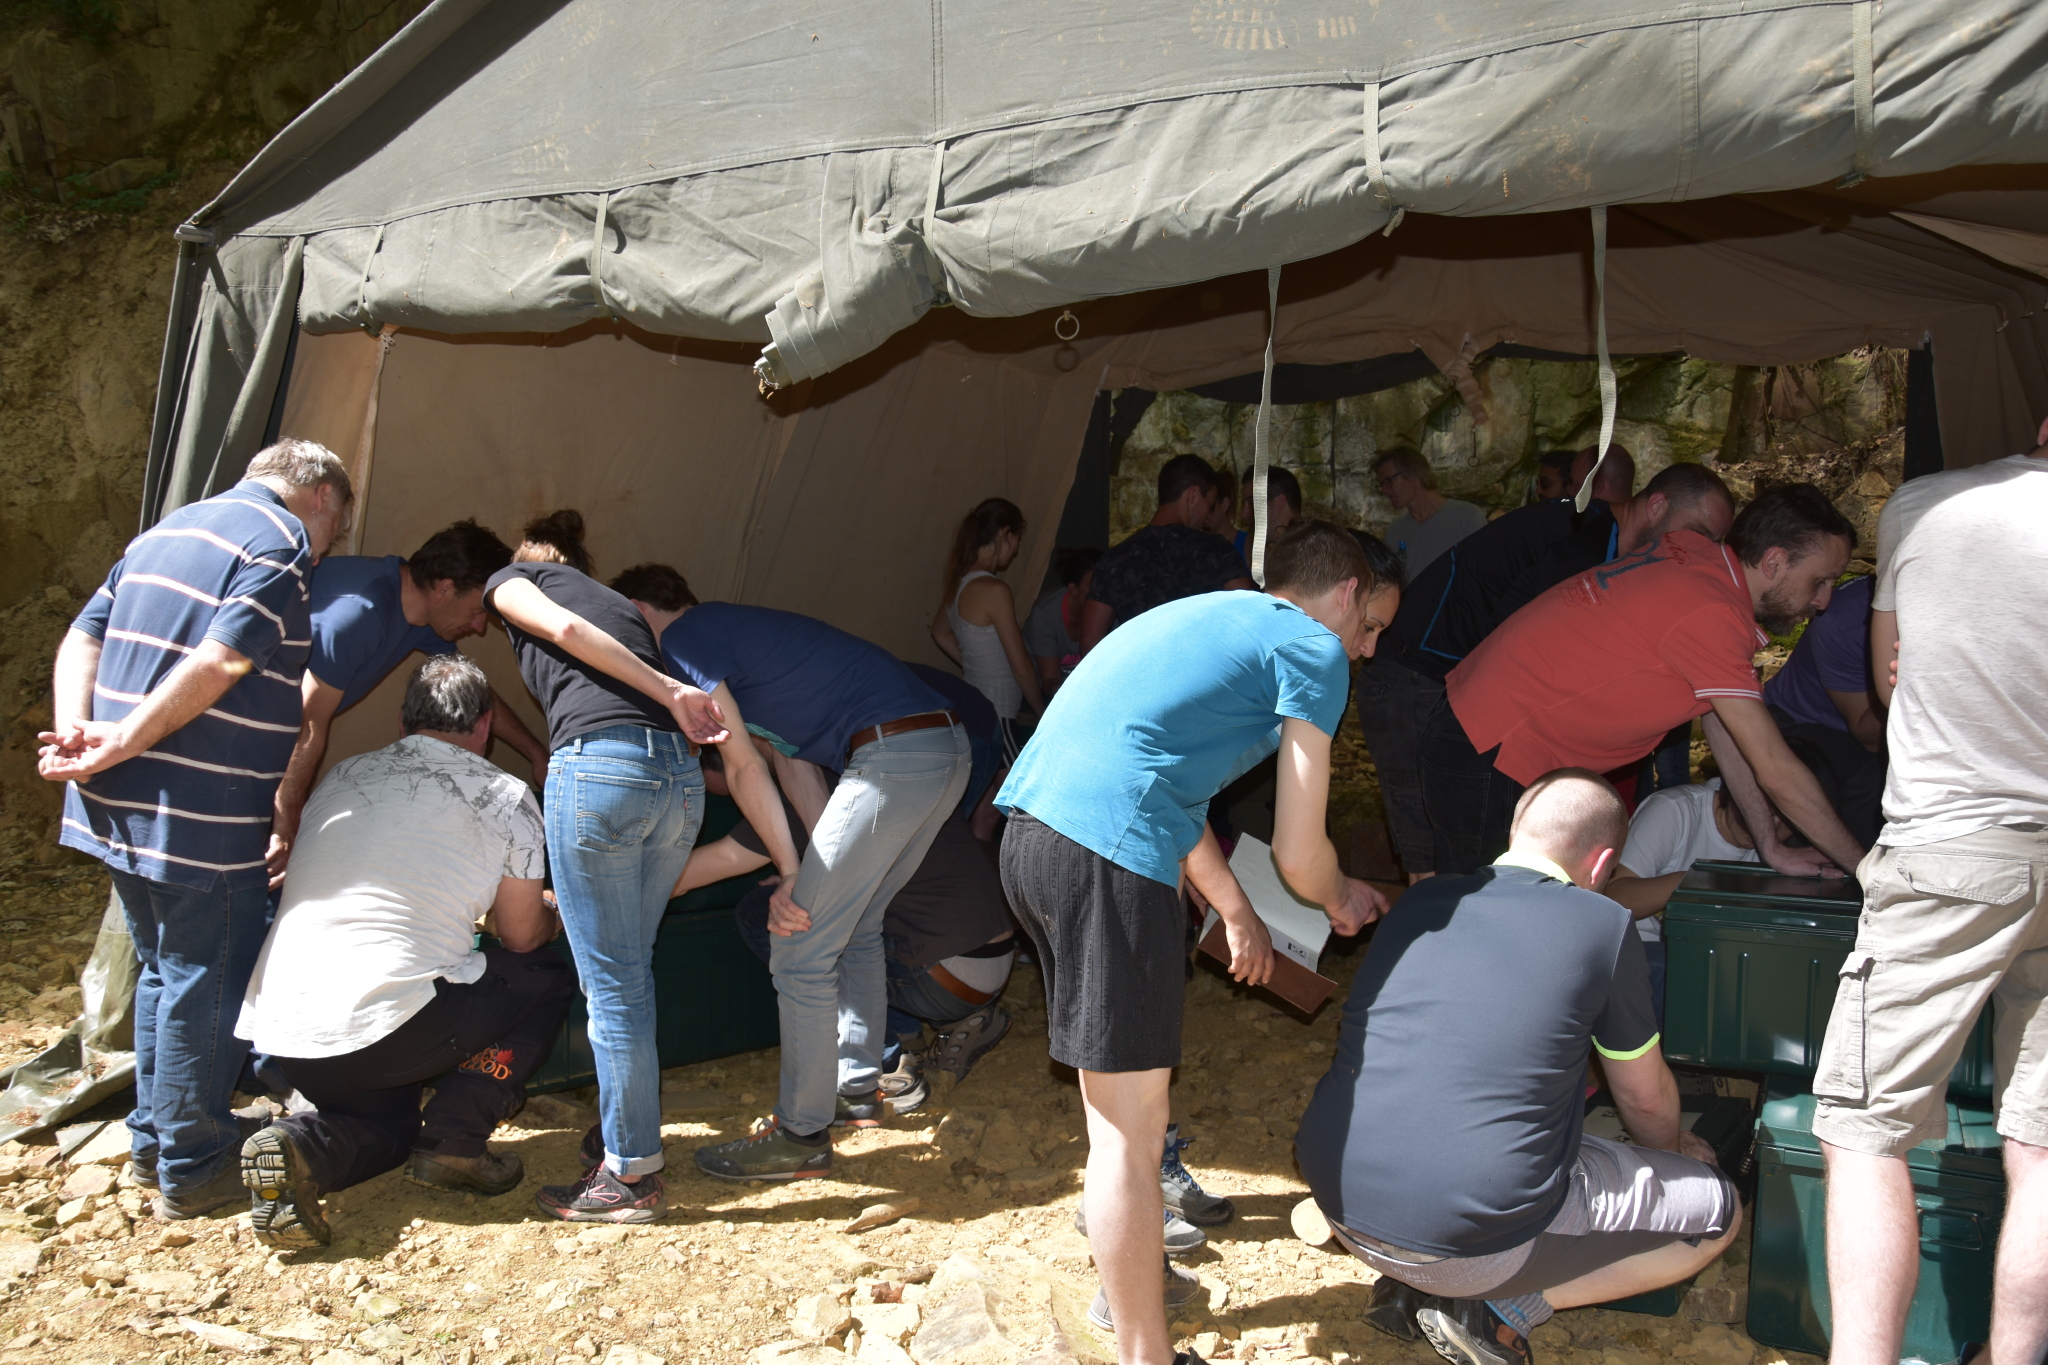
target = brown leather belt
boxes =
[928,960,998,1007]
[844,710,957,765]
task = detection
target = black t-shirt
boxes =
[1087,523,1250,629]
[484,562,679,746]
[1381,499,1617,683]
[1294,862,1659,1258]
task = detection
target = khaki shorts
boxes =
[1812,823,2048,1157]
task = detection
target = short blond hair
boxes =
[1510,768,1629,872]
[246,438,353,503]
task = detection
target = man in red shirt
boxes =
[1423,484,1866,876]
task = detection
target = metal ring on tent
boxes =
[1054,309,1080,341]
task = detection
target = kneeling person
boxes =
[234,657,572,1248]
[1297,771,1740,1365]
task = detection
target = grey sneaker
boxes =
[241,1126,329,1248]
[929,1004,1011,1081]
[1087,1259,1204,1332]
[407,1148,524,1196]
[1416,1300,1534,1365]
[1160,1124,1234,1226]
[694,1118,832,1182]
[1073,1201,1207,1256]
[833,1089,887,1129]
[880,1051,929,1114]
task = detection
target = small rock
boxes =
[1191,1332,1225,1359]
[845,1198,921,1234]
[356,1293,405,1321]
[651,1312,680,1328]
[59,1165,118,1201]
[130,1269,200,1297]
[159,1229,195,1247]
[578,1225,631,1245]
[973,1112,1035,1175]
[856,1333,915,1364]
[575,1338,599,1359]
[793,1292,856,1341]
[1684,1284,1746,1324]
[78,1259,125,1286]
[908,1281,1008,1363]
[258,1315,333,1343]
[852,1302,920,1346]
[357,1322,409,1351]
[933,1111,987,1160]
[1290,1197,1334,1247]
[67,1124,134,1169]
[1002,1167,1063,1196]
[0,1237,39,1281]
[829,1242,897,1278]
[1692,1323,1756,1365]
[181,1317,272,1354]
[602,1346,667,1365]
[53,1195,92,1228]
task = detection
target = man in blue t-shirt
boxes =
[995,521,1400,1357]
[269,521,549,885]
[1756,574,1885,845]
[604,566,969,1182]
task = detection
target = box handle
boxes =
[1916,1200,1989,1251]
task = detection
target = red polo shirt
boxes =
[1445,530,1768,785]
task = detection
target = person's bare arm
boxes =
[487,877,553,952]
[929,603,963,667]
[1272,717,1389,934]
[712,683,801,882]
[489,577,727,742]
[268,674,346,884]
[1034,654,1062,693]
[1870,607,1899,709]
[1710,696,1865,874]
[1078,599,1114,655]
[1826,686,1885,753]
[48,629,102,743]
[1604,864,1687,919]
[982,584,1047,714]
[38,638,254,781]
[767,748,830,835]
[1183,823,1272,986]
[1604,1050,1683,1153]
[487,688,549,784]
[1702,711,1837,878]
[671,836,772,898]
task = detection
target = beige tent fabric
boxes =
[1894,213,2048,283]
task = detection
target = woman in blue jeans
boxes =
[483,511,750,1222]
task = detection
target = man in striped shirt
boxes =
[38,439,353,1219]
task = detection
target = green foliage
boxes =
[59,167,181,214]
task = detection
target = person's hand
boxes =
[1761,844,1847,879]
[1327,876,1389,936]
[35,721,136,781]
[1676,1129,1720,1167]
[767,877,812,936]
[1888,638,1899,694]
[1220,909,1274,986]
[265,826,295,890]
[663,679,730,745]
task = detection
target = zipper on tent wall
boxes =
[1579,205,1615,513]
[1838,1,1875,188]
[1250,264,1282,587]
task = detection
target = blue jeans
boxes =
[546,726,703,1176]
[884,949,987,1066]
[771,725,969,1134]
[109,869,270,1192]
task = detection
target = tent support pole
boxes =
[1250,264,1281,587]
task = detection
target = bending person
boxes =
[235,657,574,1247]
[1298,771,1740,1365]
[483,512,770,1224]
[997,521,1398,1362]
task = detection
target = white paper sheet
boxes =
[1204,834,1331,973]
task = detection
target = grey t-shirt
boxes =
[1388,499,1488,577]
[1023,587,1076,661]
[1874,453,2048,845]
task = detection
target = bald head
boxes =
[1569,444,1636,505]
[1508,768,1630,889]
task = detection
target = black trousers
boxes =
[1420,702,1526,876]
[1772,708,1887,850]
[269,945,575,1194]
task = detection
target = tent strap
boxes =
[346,324,400,556]
[1839,0,1875,187]
[1579,205,1616,513]
[591,191,614,316]
[355,222,386,328]
[922,140,950,302]
[1250,264,1282,587]
[1363,82,1405,237]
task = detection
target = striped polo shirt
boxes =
[59,482,313,890]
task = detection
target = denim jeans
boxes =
[546,726,703,1176]
[771,725,969,1135]
[1354,660,1448,877]
[1419,702,1525,876]
[109,869,270,1192]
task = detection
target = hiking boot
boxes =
[930,1004,1011,1081]
[407,1148,524,1196]
[240,1126,328,1248]
[157,1160,250,1221]
[694,1117,832,1182]
[1362,1277,1434,1341]
[1160,1124,1234,1226]
[1086,1259,1204,1332]
[1072,1201,1207,1256]
[534,1166,665,1224]
[880,1051,929,1114]
[833,1089,888,1129]
[577,1123,605,1170]
[1417,1299,1534,1365]
[126,1156,158,1190]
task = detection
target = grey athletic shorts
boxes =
[1330,1135,1737,1299]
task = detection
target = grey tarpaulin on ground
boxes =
[0,894,136,1146]
[140,0,2048,519]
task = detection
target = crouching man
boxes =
[233,656,573,1248]
[1297,770,1740,1365]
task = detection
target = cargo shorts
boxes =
[1812,823,2048,1157]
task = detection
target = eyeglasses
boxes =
[1376,474,1403,493]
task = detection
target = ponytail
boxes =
[513,508,593,576]
[941,497,1025,604]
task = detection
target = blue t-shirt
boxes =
[997,592,1350,886]
[308,555,454,713]
[1763,575,1873,733]
[658,603,950,772]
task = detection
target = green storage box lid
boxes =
[1757,1082,2004,1180]
[1666,859,1862,933]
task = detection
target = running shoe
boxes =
[694,1117,833,1182]
[1417,1299,1534,1365]
[535,1165,665,1223]
[1160,1124,1234,1226]
[880,1051,930,1114]
[1072,1202,1207,1256]
[834,1089,888,1128]
[1086,1259,1204,1332]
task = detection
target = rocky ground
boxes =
[0,874,1820,1365]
